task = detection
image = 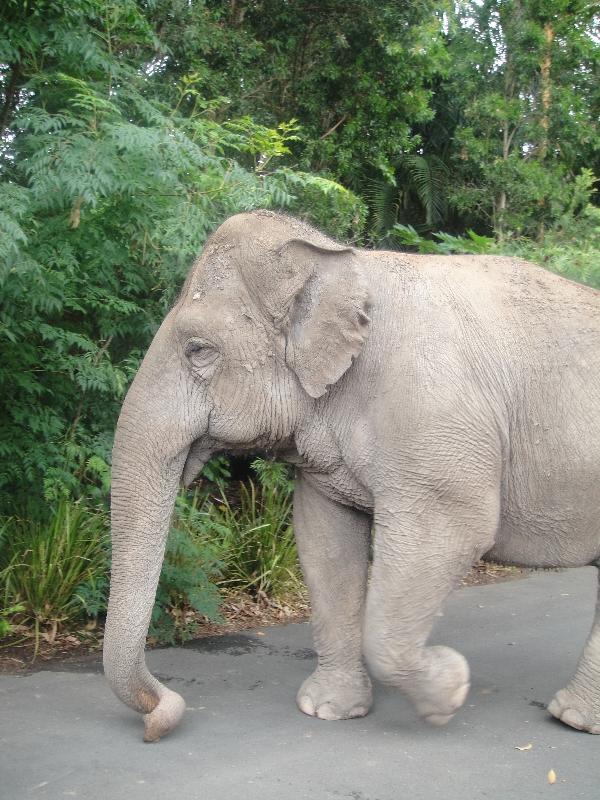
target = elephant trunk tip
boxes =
[142,686,187,743]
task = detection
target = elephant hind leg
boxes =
[363,488,498,726]
[548,566,600,734]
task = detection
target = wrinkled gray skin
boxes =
[104,210,600,742]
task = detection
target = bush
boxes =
[390,224,495,254]
[40,495,228,646]
[176,459,302,601]
[0,603,25,639]
[149,518,224,646]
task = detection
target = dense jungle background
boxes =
[1,0,599,656]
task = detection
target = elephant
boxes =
[103,209,600,742]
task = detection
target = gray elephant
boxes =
[104,210,600,742]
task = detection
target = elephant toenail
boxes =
[297,696,315,716]
[561,708,585,729]
[316,703,340,720]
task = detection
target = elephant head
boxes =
[104,210,371,740]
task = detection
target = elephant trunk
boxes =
[103,331,206,742]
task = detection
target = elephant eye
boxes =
[184,338,214,357]
[185,340,205,357]
[184,339,219,377]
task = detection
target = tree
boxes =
[437,0,600,239]
[141,1,450,196]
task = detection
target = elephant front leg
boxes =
[548,566,600,734]
[293,472,373,720]
[364,489,498,726]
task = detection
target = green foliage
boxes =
[368,154,450,243]
[280,170,367,240]
[399,155,449,229]
[200,456,232,485]
[73,571,109,621]
[0,0,364,514]
[2,1,597,518]
[0,500,109,646]
[1,0,599,649]
[145,457,301,644]
[434,0,600,238]
[390,225,496,255]
[0,457,297,647]
[143,1,449,193]
[0,519,25,638]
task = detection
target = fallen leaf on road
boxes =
[515,743,533,751]
[548,769,557,785]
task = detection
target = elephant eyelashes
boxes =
[184,340,219,378]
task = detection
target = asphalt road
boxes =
[1,568,599,800]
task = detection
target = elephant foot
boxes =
[548,687,600,734]
[407,646,470,726]
[142,686,187,742]
[296,668,373,721]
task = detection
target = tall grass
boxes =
[0,459,303,649]
[182,459,302,600]
[0,500,109,648]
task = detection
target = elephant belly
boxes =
[299,465,374,514]
[487,442,600,568]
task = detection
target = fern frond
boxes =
[398,154,448,227]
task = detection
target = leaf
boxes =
[547,769,557,785]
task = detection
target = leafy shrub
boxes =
[279,169,368,241]
[149,513,225,645]
[0,460,301,648]
[121,459,301,644]
[200,455,232,485]
[63,495,227,645]
[73,571,110,621]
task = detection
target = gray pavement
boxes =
[1,568,600,800]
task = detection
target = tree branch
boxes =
[319,113,348,140]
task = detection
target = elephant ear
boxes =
[279,239,371,399]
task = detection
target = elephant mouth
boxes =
[181,440,212,487]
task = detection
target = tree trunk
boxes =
[539,22,555,161]
[0,61,23,138]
